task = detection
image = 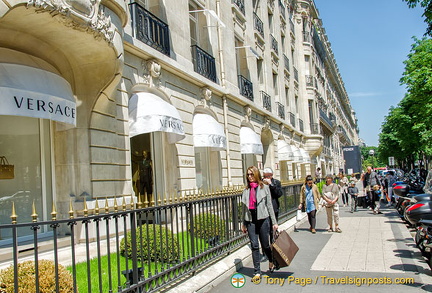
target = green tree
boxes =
[360,146,385,170]
[403,0,432,36]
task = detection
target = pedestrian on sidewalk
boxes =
[347,181,359,212]
[241,166,278,283]
[299,175,321,234]
[338,172,349,207]
[363,166,382,214]
[263,167,283,243]
[321,174,342,233]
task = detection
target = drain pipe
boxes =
[223,96,232,186]
[216,0,232,186]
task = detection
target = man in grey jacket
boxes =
[363,166,382,214]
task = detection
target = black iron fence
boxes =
[253,13,264,38]
[129,2,170,56]
[0,184,301,293]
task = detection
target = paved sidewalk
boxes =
[170,203,432,293]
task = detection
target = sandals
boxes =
[335,227,342,233]
[327,228,333,232]
[251,274,261,283]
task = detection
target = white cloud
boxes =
[348,92,382,97]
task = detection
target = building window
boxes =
[195,148,222,193]
[0,116,53,239]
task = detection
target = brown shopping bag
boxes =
[271,230,299,268]
[0,156,14,179]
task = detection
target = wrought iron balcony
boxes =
[283,54,290,72]
[238,75,254,101]
[191,45,217,83]
[298,118,304,132]
[305,75,314,87]
[289,18,295,34]
[310,123,320,134]
[130,2,170,56]
[289,112,296,127]
[277,102,285,119]
[270,34,279,55]
[303,31,311,43]
[233,0,245,15]
[313,26,327,61]
[279,0,286,19]
[319,108,334,129]
[261,91,271,112]
[254,13,264,38]
[293,67,299,82]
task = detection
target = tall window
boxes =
[273,73,278,97]
[195,148,222,192]
[0,116,53,240]
[257,59,264,86]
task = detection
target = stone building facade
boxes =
[0,0,358,238]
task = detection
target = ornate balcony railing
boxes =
[277,102,285,119]
[289,18,295,34]
[303,31,311,43]
[279,0,286,19]
[254,13,264,38]
[319,108,334,129]
[191,45,217,83]
[283,54,290,72]
[289,112,296,127]
[130,2,170,56]
[261,91,272,112]
[310,123,320,134]
[270,34,279,55]
[293,67,299,82]
[305,75,314,87]
[298,118,304,132]
[238,75,254,101]
[233,0,245,15]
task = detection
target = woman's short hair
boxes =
[305,175,313,183]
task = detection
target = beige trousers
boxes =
[325,204,340,228]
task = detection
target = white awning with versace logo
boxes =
[129,92,185,144]
[0,63,76,125]
[240,127,263,154]
[193,113,226,150]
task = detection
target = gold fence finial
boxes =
[122,196,127,211]
[51,202,57,221]
[114,197,118,212]
[130,194,135,209]
[105,197,110,214]
[69,199,74,219]
[83,198,88,217]
[11,202,17,224]
[137,193,142,209]
[31,200,38,222]
[95,200,100,215]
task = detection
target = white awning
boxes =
[240,127,263,154]
[193,113,226,150]
[291,144,303,163]
[0,63,76,125]
[129,92,185,144]
[300,148,311,164]
[277,139,294,161]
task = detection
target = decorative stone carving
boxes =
[142,60,162,87]
[278,123,284,139]
[200,87,212,107]
[27,0,115,44]
[244,106,252,122]
[263,116,270,131]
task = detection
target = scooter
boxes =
[415,219,432,267]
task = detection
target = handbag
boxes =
[271,230,299,268]
[0,156,14,179]
[296,209,303,221]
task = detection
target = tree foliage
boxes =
[379,37,432,169]
[403,0,432,36]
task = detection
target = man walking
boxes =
[363,166,382,214]
[263,167,282,240]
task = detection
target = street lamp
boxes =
[368,149,375,168]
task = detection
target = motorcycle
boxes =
[404,200,432,226]
[415,219,432,268]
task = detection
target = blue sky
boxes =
[314,0,427,146]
